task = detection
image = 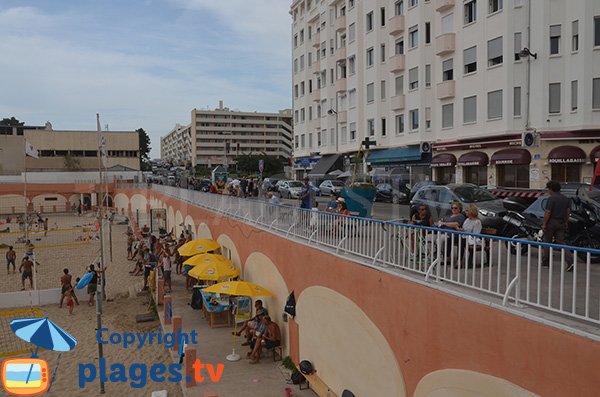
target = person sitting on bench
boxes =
[233,300,268,345]
[248,316,281,364]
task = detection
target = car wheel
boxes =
[392,195,399,204]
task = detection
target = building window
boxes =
[341,126,348,144]
[595,16,600,47]
[301,108,305,122]
[294,85,298,98]
[367,83,375,103]
[464,0,477,24]
[350,122,357,140]
[395,0,404,16]
[550,24,561,55]
[549,83,561,114]
[463,95,477,123]
[309,133,313,148]
[349,89,357,107]
[409,67,419,90]
[294,34,298,48]
[367,47,374,66]
[300,55,305,70]
[441,13,454,34]
[487,89,503,119]
[349,23,356,42]
[294,58,298,74]
[410,109,419,130]
[380,43,386,63]
[442,58,453,81]
[300,29,304,43]
[464,46,477,73]
[367,11,374,31]
[395,75,404,95]
[409,25,419,48]
[514,87,521,117]
[301,134,305,148]
[349,0,355,9]
[514,32,522,61]
[317,131,322,146]
[571,80,578,111]
[348,55,356,75]
[497,164,529,188]
[381,80,386,100]
[396,114,405,134]
[425,64,431,87]
[551,164,581,183]
[381,7,386,27]
[395,38,405,54]
[442,103,454,128]
[367,119,375,136]
[488,0,502,14]
[594,78,600,109]
[487,36,503,66]
[294,136,299,149]
[409,0,418,8]
[464,166,487,185]
[425,107,431,129]
[572,20,579,52]
[330,128,335,145]
[381,118,387,136]
[425,22,431,44]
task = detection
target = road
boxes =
[279,196,411,221]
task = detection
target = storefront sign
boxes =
[548,158,585,164]
[431,163,453,167]
[458,161,482,166]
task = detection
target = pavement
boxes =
[157,276,317,397]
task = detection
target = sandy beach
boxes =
[0,213,184,397]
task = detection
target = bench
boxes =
[296,366,338,397]
[267,344,284,361]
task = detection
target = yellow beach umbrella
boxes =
[185,254,240,281]
[177,239,221,257]
[204,281,273,362]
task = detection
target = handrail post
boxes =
[336,236,348,254]
[425,231,442,282]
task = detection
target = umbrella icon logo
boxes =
[2,317,77,396]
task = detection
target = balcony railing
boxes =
[335,78,347,93]
[436,33,456,56]
[337,110,348,124]
[336,47,347,62]
[435,0,455,12]
[437,80,456,99]
[132,184,600,331]
[390,95,406,111]
[388,15,405,36]
[312,32,321,48]
[389,54,405,73]
[335,15,346,31]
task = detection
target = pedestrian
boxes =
[87,264,99,306]
[65,286,75,316]
[542,180,574,271]
[6,245,16,274]
[240,177,248,198]
[158,248,172,293]
[299,177,312,209]
[19,256,34,290]
[43,218,49,236]
[59,268,79,308]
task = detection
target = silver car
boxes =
[278,180,304,199]
[319,179,345,195]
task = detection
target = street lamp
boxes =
[519,47,537,59]
[327,108,339,153]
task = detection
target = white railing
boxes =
[144,184,600,327]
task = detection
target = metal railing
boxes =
[142,184,600,327]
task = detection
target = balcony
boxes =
[311,118,321,129]
[435,33,456,56]
[388,54,405,73]
[435,0,455,12]
[312,32,321,48]
[390,95,405,111]
[335,15,346,31]
[337,110,348,124]
[437,80,456,99]
[335,78,347,93]
[310,61,320,75]
[336,46,347,62]
[388,15,405,36]
[311,90,321,102]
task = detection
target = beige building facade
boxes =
[0,123,140,174]
[160,123,192,166]
[290,0,600,188]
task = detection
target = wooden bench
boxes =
[266,344,284,361]
[296,366,338,397]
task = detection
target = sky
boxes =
[0,0,292,158]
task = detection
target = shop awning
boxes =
[308,154,341,177]
[457,151,489,166]
[490,148,531,165]
[548,146,586,164]
[431,153,457,168]
[367,146,422,165]
[590,146,600,163]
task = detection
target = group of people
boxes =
[233,300,281,364]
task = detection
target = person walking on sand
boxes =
[87,264,99,306]
[65,286,75,315]
[19,256,34,290]
[59,268,79,308]
[6,246,16,274]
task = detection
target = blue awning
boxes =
[367,146,422,165]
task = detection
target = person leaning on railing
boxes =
[541,180,574,271]
[432,201,466,263]
[457,204,490,268]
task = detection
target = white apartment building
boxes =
[291,0,600,188]
[160,123,192,166]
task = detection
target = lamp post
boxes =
[328,107,339,153]
[519,46,537,131]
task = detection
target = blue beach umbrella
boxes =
[10,317,77,353]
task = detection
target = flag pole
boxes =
[96,113,106,394]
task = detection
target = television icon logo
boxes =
[1,358,49,396]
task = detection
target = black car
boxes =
[375,183,409,204]
[410,183,507,230]
[408,180,440,201]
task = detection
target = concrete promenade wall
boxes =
[117,188,600,397]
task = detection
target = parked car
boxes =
[319,179,345,195]
[261,178,280,193]
[408,180,440,201]
[274,180,288,194]
[278,180,304,199]
[375,183,408,204]
[410,183,507,230]
[309,182,321,196]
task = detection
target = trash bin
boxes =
[341,184,377,217]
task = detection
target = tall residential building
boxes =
[182,102,293,168]
[0,122,139,174]
[290,0,600,188]
[160,123,192,166]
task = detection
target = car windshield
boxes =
[378,184,391,189]
[289,181,303,187]
[524,198,546,218]
[331,180,345,186]
[452,186,496,202]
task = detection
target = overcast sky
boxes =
[0,0,292,158]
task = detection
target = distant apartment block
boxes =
[160,123,192,166]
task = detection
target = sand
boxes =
[0,214,184,397]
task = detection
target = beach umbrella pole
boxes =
[226,304,241,362]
